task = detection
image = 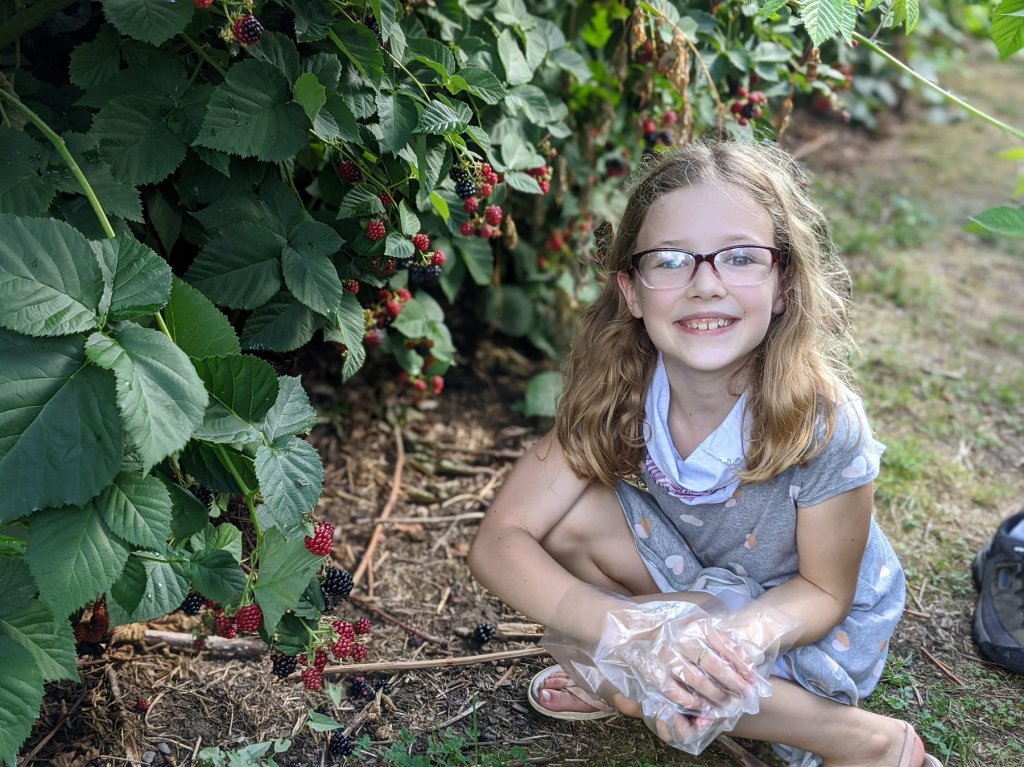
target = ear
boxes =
[771,276,787,316]
[617,271,643,318]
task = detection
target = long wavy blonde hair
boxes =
[554,139,855,487]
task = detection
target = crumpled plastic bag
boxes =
[540,591,800,754]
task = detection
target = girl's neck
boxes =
[662,363,746,459]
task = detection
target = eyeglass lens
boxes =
[637,246,775,288]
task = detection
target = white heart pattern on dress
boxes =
[679,514,704,527]
[664,555,687,575]
[840,455,868,479]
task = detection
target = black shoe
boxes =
[971,510,1024,675]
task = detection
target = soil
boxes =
[20,45,1024,767]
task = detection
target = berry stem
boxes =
[180,32,227,77]
[852,32,1024,141]
[0,87,116,240]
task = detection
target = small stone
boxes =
[142,751,156,764]
[157,743,172,754]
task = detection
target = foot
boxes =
[534,669,608,714]
[821,718,935,767]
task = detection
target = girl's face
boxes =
[617,181,785,383]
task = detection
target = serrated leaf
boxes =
[190,521,243,560]
[306,711,343,732]
[163,277,241,359]
[797,0,857,46]
[338,185,386,219]
[0,638,44,766]
[260,376,316,442]
[0,601,79,682]
[385,231,416,260]
[195,61,310,162]
[303,52,342,90]
[101,0,194,46]
[91,233,171,322]
[255,437,323,535]
[84,323,208,472]
[192,354,280,423]
[970,205,1024,237]
[0,214,103,337]
[992,0,1024,59]
[330,21,385,87]
[294,0,335,42]
[91,95,186,185]
[179,441,257,494]
[0,559,36,615]
[322,95,360,143]
[505,85,551,125]
[547,47,592,83]
[379,92,420,154]
[321,292,366,381]
[447,67,505,105]
[69,25,123,91]
[62,134,143,222]
[164,478,210,543]
[497,28,533,85]
[187,548,246,606]
[405,37,456,79]
[417,99,470,135]
[892,0,920,33]
[241,294,317,352]
[504,170,543,194]
[293,72,327,123]
[0,331,123,521]
[248,32,302,85]
[95,472,172,551]
[26,503,129,618]
[184,223,285,310]
[282,221,344,315]
[398,200,421,237]
[252,528,324,633]
[106,551,189,625]
[0,127,57,216]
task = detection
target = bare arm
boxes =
[756,482,875,648]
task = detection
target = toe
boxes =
[536,687,604,714]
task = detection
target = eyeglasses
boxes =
[630,245,782,289]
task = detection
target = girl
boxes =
[468,140,941,767]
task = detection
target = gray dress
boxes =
[616,394,905,767]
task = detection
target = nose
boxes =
[686,259,725,297]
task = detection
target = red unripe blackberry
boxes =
[459,221,476,237]
[235,603,263,633]
[304,520,334,556]
[478,182,493,198]
[736,85,749,98]
[366,219,386,241]
[322,567,354,602]
[484,205,503,226]
[431,375,444,396]
[385,300,402,319]
[350,676,372,698]
[337,160,362,182]
[270,653,298,678]
[344,279,360,294]
[412,233,430,252]
[135,698,151,713]
[539,180,551,194]
[353,617,372,635]
[663,110,679,124]
[180,592,205,616]
[351,643,368,661]
[333,620,356,641]
[329,732,355,757]
[454,178,476,199]
[232,14,264,45]
[194,0,213,8]
[478,163,494,179]
[463,196,480,213]
[479,223,497,239]
[214,613,238,638]
[301,667,323,690]
[378,191,393,206]
[411,378,427,393]
[642,118,657,134]
[365,328,384,348]
[472,622,496,644]
[332,636,353,658]
[396,288,411,300]
[430,250,446,266]
[314,649,329,670]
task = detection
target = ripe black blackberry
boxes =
[373,675,392,695]
[454,178,476,200]
[363,14,383,44]
[349,676,373,699]
[232,14,264,45]
[322,567,354,603]
[189,484,213,509]
[408,263,441,288]
[328,731,355,757]
[449,166,470,183]
[472,622,496,645]
[180,592,205,616]
[270,653,298,679]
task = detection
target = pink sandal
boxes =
[898,722,943,767]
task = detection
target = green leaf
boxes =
[255,437,323,535]
[95,472,172,551]
[992,0,1024,59]
[293,72,327,123]
[282,221,344,315]
[241,294,317,353]
[547,47,592,84]
[455,236,494,286]
[164,478,210,542]
[321,292,366,381]
[195,61,310,162]
[106,552,188,625]
[330,21,385,87]
[0,331,123,521]
[252,528,324,634]
[91,233,171,322]
[190,521,243,561]
[306,710,344,732]
[62,133,143,223]
[338,185,386,219]
[797,0,857,46]
[969,205,1024,237]
[164,277,241,358]
[0,214,103,337]
[891,0,920,33]
[446,67,506,105]
[249,32,302,85]
[0,638,44,766]
[100,0,194,46]
[523,370,562,417]
[497,29,533,85]
[504,170,542,194]
[483,284,535,336]
[260,376,317,442]
[69,25,123,91]
[0,601,79,682]
[398,200,421,237]
[145,188,182,255]
[0,559,36,615]
[385,232,416,260]
[187,549,246,606]
[294,0,335,42]
[379,92,420,154]
[27,503,129,618]
[505,85,552,125]
[405,37,456,79]
[391,292,446,338]
[91,95,186,185]
[0,127,56,216]
[192,355,280,424]
[184,223,285,310]
[84,323,208,472]
[321,95,360,143]
[179,441,257,494]
[417,99,470,135]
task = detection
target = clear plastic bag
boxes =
[540,591,800,754]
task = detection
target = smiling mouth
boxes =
[680,318,734,330]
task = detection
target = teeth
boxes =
[682,318,731,330]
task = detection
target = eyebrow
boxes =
[645,236,770,250]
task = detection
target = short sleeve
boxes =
[792,394,886,508]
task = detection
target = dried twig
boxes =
[16,690,88,766]
[323,646,548,677]
[353,422,404,587]
[349,594,449,645]
[144,630,267,657]
[714,735,774,767]
[920,646,967,686]
[432,700,486,730]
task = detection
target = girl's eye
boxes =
[651,251,693,270]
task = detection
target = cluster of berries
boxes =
[729,87,768,127]
[181,593,265,638]
[455,162,512,239]
[272,617,373,690]
[362,287,412,347]
[640,113,678,152]
[337,160,362,183]
[537,228,568,271]
[304,520,336,557]
[408,233,447,287]
[397,370,445,398]
[526,164,553,195]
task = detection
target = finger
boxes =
[608,692,643,718]
[669,658,737,707]
[692,645,753,697]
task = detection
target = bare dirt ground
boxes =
[21,46,1024,767]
